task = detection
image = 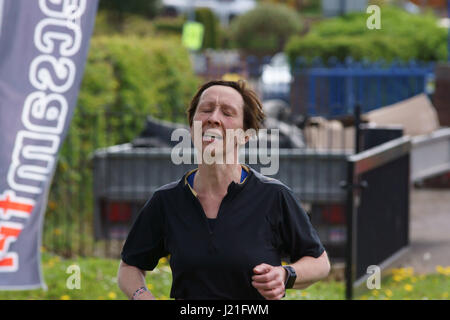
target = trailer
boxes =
[91,127,449,261]
[92,145,351,258]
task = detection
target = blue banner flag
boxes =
[0,0,98,289]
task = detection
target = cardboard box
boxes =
[304,117,355,150]
[303,94,440,150]
[365,94,440,136]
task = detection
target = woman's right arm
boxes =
[117,260,156,300]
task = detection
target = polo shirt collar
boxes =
[184,164,251,198]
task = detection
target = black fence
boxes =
[344,136,411,299]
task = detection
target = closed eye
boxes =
[222,106,235,117]
[200,106,214,113]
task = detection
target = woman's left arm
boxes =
[288,250,331,289]
[252,250,330,299]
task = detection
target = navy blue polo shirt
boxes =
[121,165,325,300]
[186,167,248,231]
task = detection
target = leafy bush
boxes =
[229,3,302,55]
[195,8,221,49]
[79,35,198,125]
[285,6,448,65]
[73,35,199,158]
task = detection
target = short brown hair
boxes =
[187,80,265,132]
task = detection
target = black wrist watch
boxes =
[282,265,297,289]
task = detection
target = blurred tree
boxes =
[230,3,302,55]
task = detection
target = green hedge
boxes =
[285,6,448,65]
[79,35,198,123]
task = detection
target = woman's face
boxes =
[190,85,246,162]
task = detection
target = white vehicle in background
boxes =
[259,52,293,103]
[162,0,256,25]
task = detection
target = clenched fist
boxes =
[252,263,287,300]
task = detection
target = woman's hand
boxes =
[251,263,287,300]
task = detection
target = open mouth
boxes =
[202,130,223,142]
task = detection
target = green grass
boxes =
[0,252,448,300]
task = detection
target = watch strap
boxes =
[282,265,297,289]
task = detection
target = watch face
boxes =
[289,266,297,277]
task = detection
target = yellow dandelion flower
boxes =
[437,266,450,276]
[301,291,308,297]
[392,267,414,278]
[160,295,169,300]
[53,228,62,236]
[393,274,404,282]
[372,290,379,296]
[48,201,57,210]
[60,295,70,300]
[146,283,154,290]
[108,292,117,299]
[441,292,448,299]
[160,257,168,265]
[391,268,400,275]
[405,267,414,277]
[385,289,393,298]
[360,295,368,300]
[404,284,413,292]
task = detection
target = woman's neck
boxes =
[194,163,242,196]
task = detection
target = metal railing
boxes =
[291,59,434,117]
[411,127,450,184]
[195,53,434,118]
